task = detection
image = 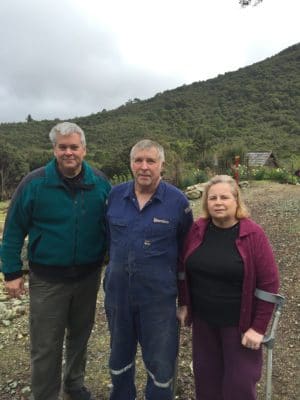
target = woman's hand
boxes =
[241,328,264,350]
[176,305,188,327]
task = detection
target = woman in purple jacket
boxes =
[177,175,279,400]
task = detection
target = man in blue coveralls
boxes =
[104,139,193,400]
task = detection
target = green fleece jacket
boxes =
[1,159,111,279]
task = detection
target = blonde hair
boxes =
[201,175,250,219]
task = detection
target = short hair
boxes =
[49,122,86,147]
[201,175,250,219]
[130,139,165,162]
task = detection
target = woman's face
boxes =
[207,182,238,227]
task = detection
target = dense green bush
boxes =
[267,168,298,184]
[178,168,209,189]
[233,166,299,184]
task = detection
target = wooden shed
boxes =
[245,151,279,168]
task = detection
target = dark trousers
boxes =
[29,270,101,400]
[192,317,262,400]
[105,299,179,400]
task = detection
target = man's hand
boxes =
[176,305,188,327]
[241,328,264,350]
[4,277,25,298]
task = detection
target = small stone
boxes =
[12,299,22,306]
[14,305,26,316]
[21,386,31,395]
[9,380,18,389]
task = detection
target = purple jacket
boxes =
[178,218,279,334]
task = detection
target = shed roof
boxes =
[246,151,278,167]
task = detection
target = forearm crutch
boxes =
[255,289,285,400]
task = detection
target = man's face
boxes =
[53,133,86,177]
[131,147,163,192]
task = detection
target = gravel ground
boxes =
[0,181,299,400]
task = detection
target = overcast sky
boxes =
[0,0,299,123]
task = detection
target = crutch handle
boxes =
[255,289,285,349]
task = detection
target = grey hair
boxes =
[130,139,165,162]
[49,122,86,147]
[201,174,250,219]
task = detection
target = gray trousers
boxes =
[29,269,101,400]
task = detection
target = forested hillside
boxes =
[0,43,299,197]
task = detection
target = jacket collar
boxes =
[194,217,256,238]
[123,179,165,202]
[193,218,210,240]
[45,159,95,186]
[238,218,258,237]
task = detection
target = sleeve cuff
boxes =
[4,270,24,281]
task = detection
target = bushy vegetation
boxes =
[247,167,299,184]
[0,43,299,199]
[179,165,300,187]
[110,172,133,185]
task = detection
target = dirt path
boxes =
[0,181,299,399]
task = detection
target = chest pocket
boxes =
[143,220,176,254]
[109,217,128,246]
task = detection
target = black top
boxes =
[186,221,244,327]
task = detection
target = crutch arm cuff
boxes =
[255,288,285,307]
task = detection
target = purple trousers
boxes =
[192,317,262,400]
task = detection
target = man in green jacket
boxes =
[1,122,111,400]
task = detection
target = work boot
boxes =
[63,386,94,400]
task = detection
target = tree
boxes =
[0,140,29,200]
[191,128,213,161]
[217,144,246,175]
[27,149,52,171]
[163,139,194,186]
[101,145,132,178]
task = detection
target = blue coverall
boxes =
[104,180,193,400]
